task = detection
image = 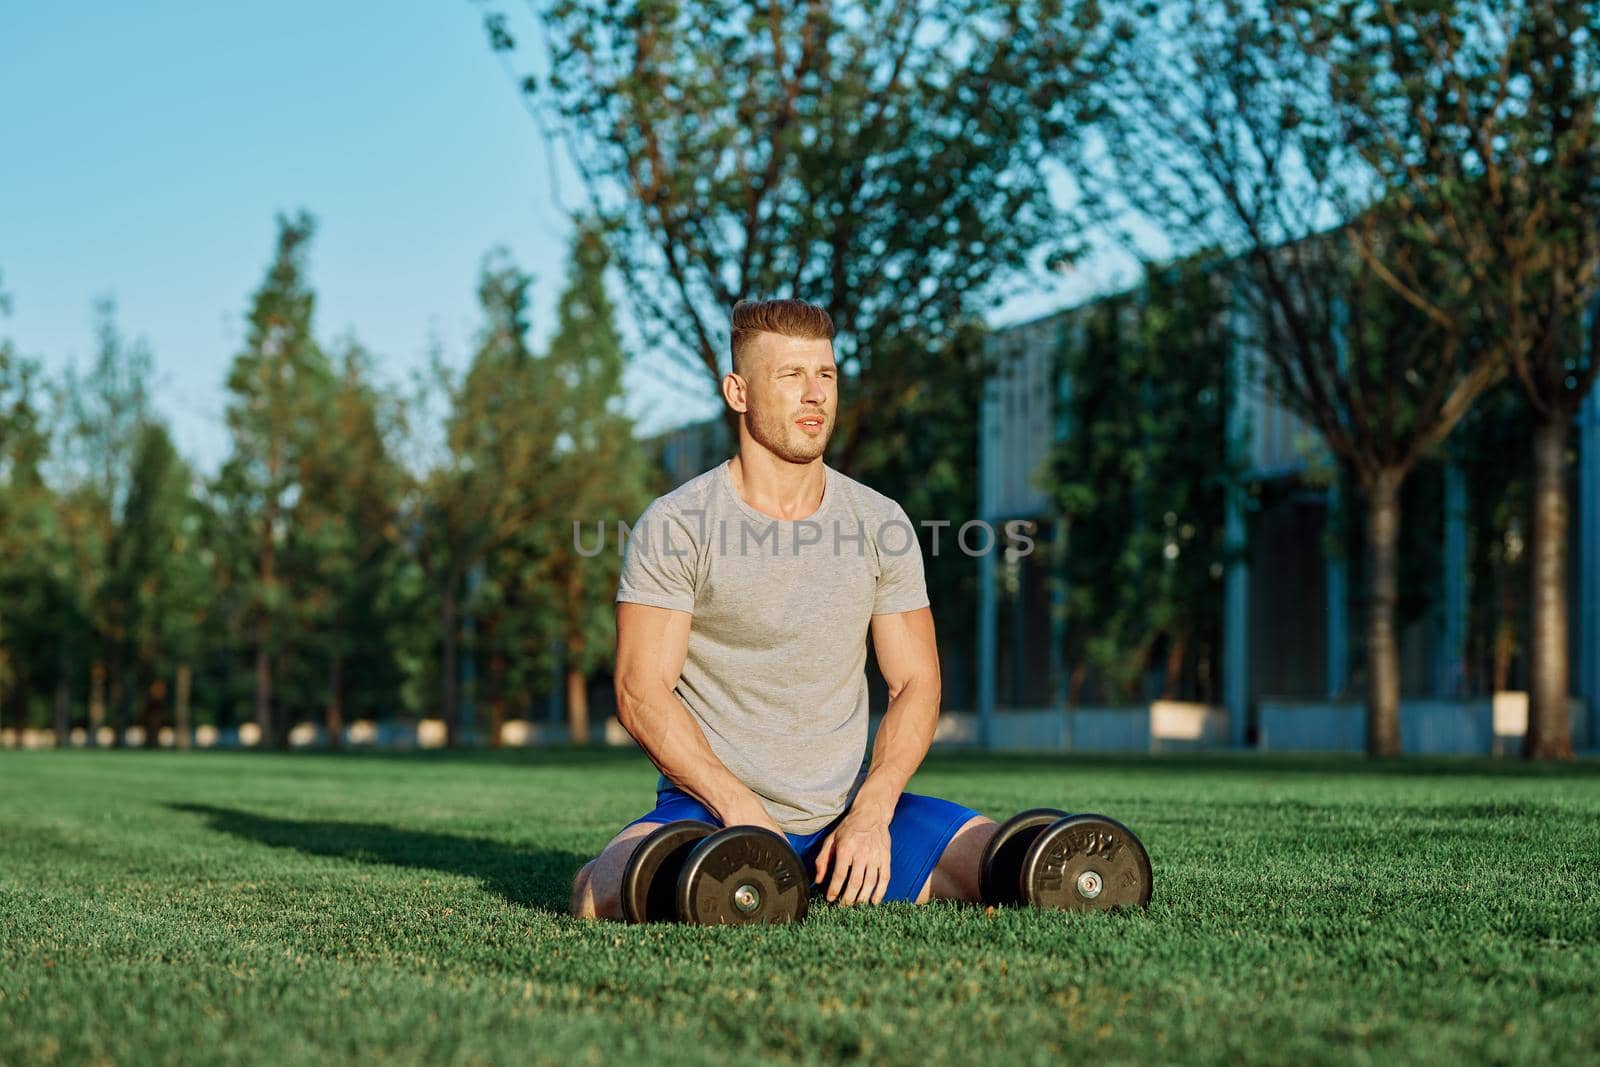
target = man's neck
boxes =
[728,452,826,521]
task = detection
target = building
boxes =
[976,289,1600,753]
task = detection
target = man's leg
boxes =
[916,815,998,903]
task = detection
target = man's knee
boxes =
[570,859,600,919]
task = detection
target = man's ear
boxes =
[722,372,748,413]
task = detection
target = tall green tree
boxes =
[294,338,417,746]
[0,276,27,676]
[0,444,75,744]
[1081,0,1500,754]
[0,277,61,738]
[418,251,569,746]
[114,421,210,747]
[217,212,334,748]
[540,220,654,743]
[56,298,156,746]
[0,276,25,458]
[1293,0,1600,758]
[473,531,560,746]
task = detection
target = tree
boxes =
[56,298,156,746]
[0,467,77,746]
[1292,0,1600,757]
[486,0,1095,463]
[217,212,334,749]
[1454,379,1534,697]
[845,317,991,706]
[416,251,570,746]
[1044,260,1235,704]
[0,277,62,739]
[538,220,654,743]
[1081,0,1501,754]
[293,338,417,747]
[114,421,210,747]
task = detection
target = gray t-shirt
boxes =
[615,458,930,833]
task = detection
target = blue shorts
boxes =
[625,786,983,903]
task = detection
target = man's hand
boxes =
[814,807,892,905]
[716,795,786,840]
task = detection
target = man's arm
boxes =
[812,605,940,905]
[613,600,782,834]
[854,606,941,820]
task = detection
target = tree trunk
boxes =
[326,652,344,751]
[143,678,166,749]
[566,567,591,745]
[253,642,272,748]
[1197,641,1215,706]
[488,652,507,750]
[256,467,278,748]
[54,675,70,748]
[273,654,295,749]
[108,653,127,749]
[1524,417,1573,759]
[1492,628,1514,692]
[1363,468,1404,757]
[566,666,590,746]
[1068,663,1087,709]
[488,695,507,749]
[1161,631,1188,700]
[88,661,106,748]
[440,580,461,747]
[175,665,192,750]
[54,645,71,747]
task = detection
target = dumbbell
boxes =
[979,808,1153,911]
[620,820,810,925]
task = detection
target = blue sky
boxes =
[0,1,1112,473]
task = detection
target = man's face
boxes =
[733,333,838,463]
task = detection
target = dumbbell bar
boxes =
[621,820,810,925]
[980,808,1153,911]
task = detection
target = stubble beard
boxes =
[747,404,829,465]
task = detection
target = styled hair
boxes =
[730,298,835,375]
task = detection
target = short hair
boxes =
[730,299,835,375]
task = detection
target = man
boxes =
[571,298,998,918]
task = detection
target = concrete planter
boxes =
[871,703,1231,753]
[1256,693,1590,755]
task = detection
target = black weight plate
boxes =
[1020,813,1153,912]
[676,826,809,925]
[979,808,1068,906]
[620,819,716,924]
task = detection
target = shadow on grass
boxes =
[171,803,585,914]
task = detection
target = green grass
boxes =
[2,750,1598,1066]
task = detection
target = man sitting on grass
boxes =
[571,298,999,918]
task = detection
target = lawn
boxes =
[2,749,1597,1066]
